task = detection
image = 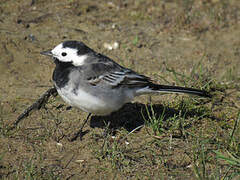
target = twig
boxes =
[12,87,57,129]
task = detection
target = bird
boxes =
[41,40,210,141]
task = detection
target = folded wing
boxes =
[82,62,152,88]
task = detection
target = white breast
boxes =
[56,85,122,115]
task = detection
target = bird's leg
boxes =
[70,113,91,141]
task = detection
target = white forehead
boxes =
[51,43,88,66]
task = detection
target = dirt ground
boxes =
[0,0,240,179]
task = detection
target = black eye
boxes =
[61,52,67,56]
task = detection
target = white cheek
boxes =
[72,54,88,66]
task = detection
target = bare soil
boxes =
[0,0,239,179]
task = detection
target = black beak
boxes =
[40,50,53,57]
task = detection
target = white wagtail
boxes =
[41,40,210,140]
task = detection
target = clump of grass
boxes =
[214,151,240,172]
[192,140,209,180]
[143,95,211,139]
[212,112,240,178]
[191,112,240,179]
[143,104,166,136]
[93,133,130,171]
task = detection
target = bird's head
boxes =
[41,41,92,66]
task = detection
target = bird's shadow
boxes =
[89,102,208,133]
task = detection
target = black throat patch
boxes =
[52,59,74,88]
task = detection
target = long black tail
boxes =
[149,83,211,98]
